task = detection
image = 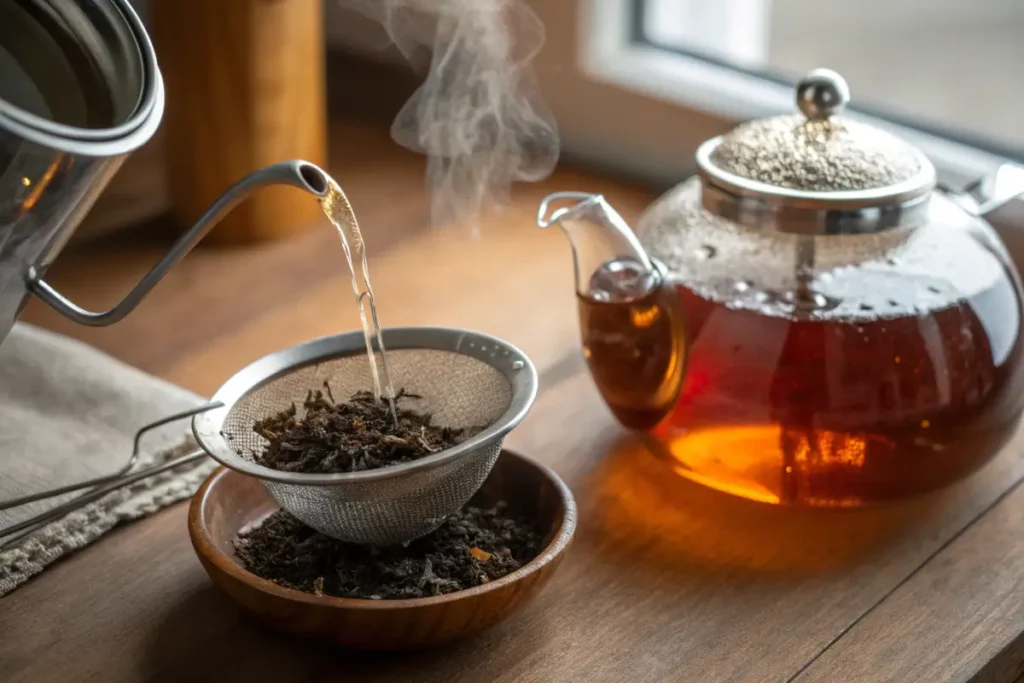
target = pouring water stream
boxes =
[319,179,399,427]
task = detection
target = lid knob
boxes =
[795,68,850,121]
[695,65,936,214]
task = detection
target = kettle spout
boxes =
[27,160,332,327]
[537,192,659,300]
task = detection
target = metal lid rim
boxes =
[695,136,938,211]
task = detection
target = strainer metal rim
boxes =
[191,326,538,486]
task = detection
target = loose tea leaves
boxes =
[233,502,542,599]
[252,386,482,474]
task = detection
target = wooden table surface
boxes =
[3,120,1024,683]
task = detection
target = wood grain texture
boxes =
[792,477,1024,683]
[150,0,327,244]
[189,452,576,650]
[5,120,1024,682]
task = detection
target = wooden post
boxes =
[150,0,327,245]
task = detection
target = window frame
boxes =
[575,0,1020,188]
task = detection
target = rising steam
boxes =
[343,0,560,231]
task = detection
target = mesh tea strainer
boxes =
[191,326,538,545]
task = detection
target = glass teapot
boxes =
[538,69,1024,506]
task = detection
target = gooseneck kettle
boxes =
[0,0,331,344]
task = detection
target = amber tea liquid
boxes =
[580,254,1024,506]
[578,260,687,430]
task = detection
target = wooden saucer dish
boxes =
[188,449,577,650]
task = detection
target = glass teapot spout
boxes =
[536,192,659,299]
[537,192,686,431]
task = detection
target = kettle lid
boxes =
[695,69,936,211]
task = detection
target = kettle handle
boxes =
[26,160,330,327]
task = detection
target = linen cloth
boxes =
[0,323,216,597]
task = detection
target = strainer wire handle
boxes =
[0,449,208,549]
[0,402,222,545]
[0,402,222,512]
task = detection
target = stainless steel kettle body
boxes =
[0,0,330,345]
[0,0,164,342]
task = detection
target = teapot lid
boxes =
[695,69,936,212]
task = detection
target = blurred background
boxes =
[75,0,1024,242]
[643,0,1024,151]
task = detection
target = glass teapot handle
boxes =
[942,163,1024,272]
[26,161,330,326]
[961,163,1024,221]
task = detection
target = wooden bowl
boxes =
[187,449,577,650]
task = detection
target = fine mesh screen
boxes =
[264,441,503,545]
[214,347,516,545]
[223,348,511,459]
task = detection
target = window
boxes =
[638,0,1024,156]
[567,0,1024,187]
